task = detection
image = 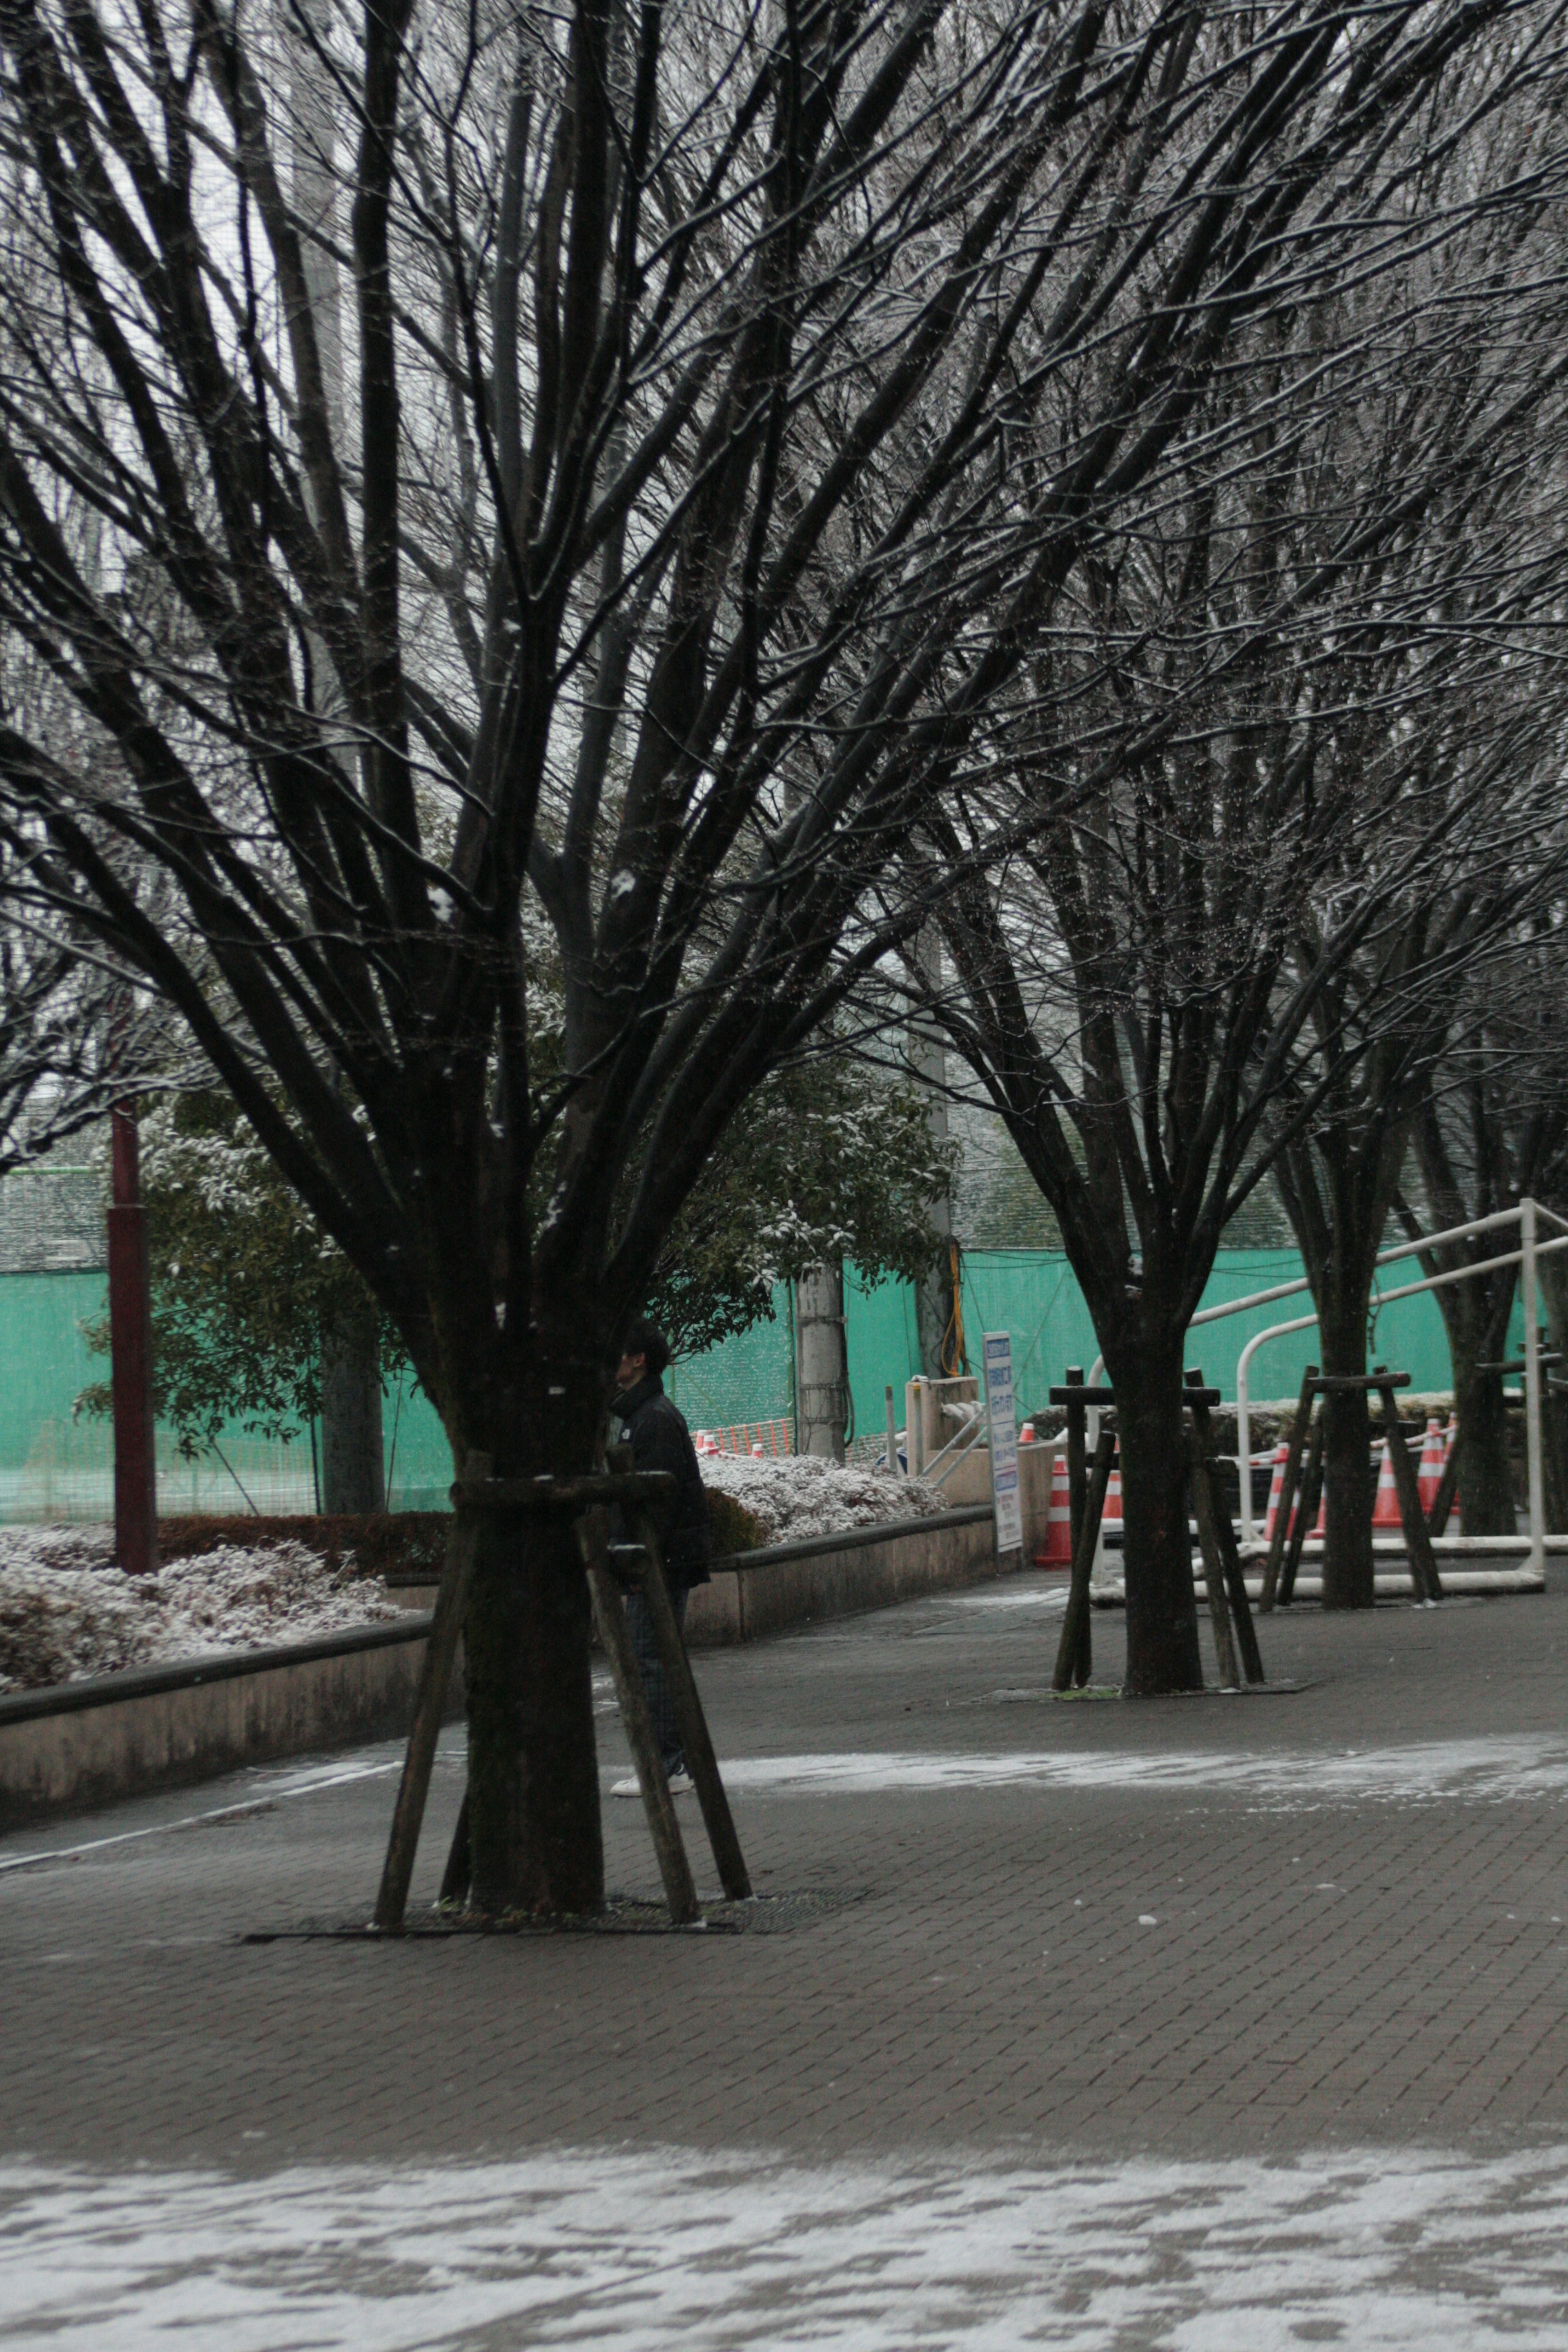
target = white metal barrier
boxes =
[1085,1198,1568,1580]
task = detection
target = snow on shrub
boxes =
[700,1453,942,1547]
[0,1525,403,1692]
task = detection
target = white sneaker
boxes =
[610,1770,695,1797]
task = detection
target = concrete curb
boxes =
[1,1508,1006,1831]
[0,1615,441,1834]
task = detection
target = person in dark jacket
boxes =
[610,1317,710,1796]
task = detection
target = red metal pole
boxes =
[108,1101,158,1576]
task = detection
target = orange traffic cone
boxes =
[1102,1465,1123,1526]
[1019,1422,1035,1445]
[1262,1443,1290,1544]
[1037,1448,1074,1567]
[1416,1417,1445,1514]
[1372,1438,1402,1529]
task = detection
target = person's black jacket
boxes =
[614,1374,712,1586]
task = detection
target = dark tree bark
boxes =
[1104,1291,1203,1695]
[1403,1081,1556,1537]
[319,1305,385,1515]
[1272,1020,1429,1611]
[3,0,1566,1875]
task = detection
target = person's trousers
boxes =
[625,1576,690,1773]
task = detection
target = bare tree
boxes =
[1389,929,1568,1535]
[0,834,171,1170]
[888,67,1568,1681]
[0,0,1553,1893]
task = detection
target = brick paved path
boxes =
[4,1566,1568,2343]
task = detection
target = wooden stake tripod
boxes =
[1048,1371,1264,1691]
[372,1451,751,1931]
[1258,1366,1441,1610]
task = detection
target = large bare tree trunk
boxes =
[1451,1349,1515,1536]
[460,1326,605,1918]
[1318,1295,1375,1609]
[1430,1282,1516,1537]
[1539,1257,1568,1531]
[1102,1306,1204,1694]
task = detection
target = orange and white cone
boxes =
[1102,1465,1123,1526]
[1037,1448,1074,1566]
[1262,1443,1290,1544]
[1372,1437,1403,1529]
[1417,1417,1445,1515]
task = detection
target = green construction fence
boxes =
[0,1247,1488,1522]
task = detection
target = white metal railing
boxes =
[1233,1221,1568,1556]
[1085,1198,1568,1579]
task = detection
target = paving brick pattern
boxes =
[4,1570,1568,2173]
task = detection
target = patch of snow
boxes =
[714,1733,1568,1806]
[0,1528,403,1692]
[7,2142,1568,2348]
[702,1452,943,1544]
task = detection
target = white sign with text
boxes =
[983,1330,1022,1556]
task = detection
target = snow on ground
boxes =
[714,1730,1568,1808]
[0,1526,403,1693]
[4,2141,1568,2349]
[700,1450,942,1544]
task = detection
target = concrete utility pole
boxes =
[795,1261,849,1460]
[909,927,960,1377]
[108,1102,158,1575]
[287,4,383,1514]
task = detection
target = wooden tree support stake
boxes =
[1260,1365,1317,1612]
[1278,1413,1323,1608]
[577,1510,700,1926]
[616,1467,753,1902]
[1187,1428,1240,1688]
[1063,1366,1088,1566]
[1374,1370,1443,1601]
[1054,1424,1114,1691]
[1427,1422,1461,1536]
[1186,1370,1264,1685]
[372,1449,490,1931]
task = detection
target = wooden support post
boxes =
[1186,1370,1264,1685]
[625,1498,753,1902]
[1279,1413,1323,1608]
[1213,1492,1267,1683]
[1064,1367,1087,1566]
[1428,1425,1461,1537]
[1186,1431,1240,1689]
[373,1450,490,1931]
[1375,1372,1443,1601]
[1054,1424,1114,1691]
[577,1510,699,1926]
[1260,1366,1317,1611]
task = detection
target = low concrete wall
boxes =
[1,1505,1008,1832]
[690,1503,1000,1645]
[0,1617,443,1835]
[914,1434,1059,1550]
[388,1503,1009,1649]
